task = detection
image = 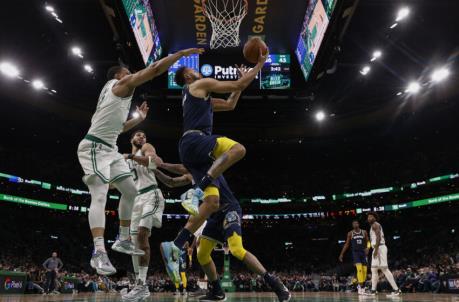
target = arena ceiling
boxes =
[0,0,458,143]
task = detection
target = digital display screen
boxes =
[260,54,291,89]
[168,54,290,90]
[121,0,162,66]
[296,0,337,81]
[168,54,200,89]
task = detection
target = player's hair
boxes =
[131,130,146,140]
[174,66,187,87]
[107,65,124,80]
[367,212,379,221]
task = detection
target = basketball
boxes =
[243,37,268,64]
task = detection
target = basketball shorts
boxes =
[371,245,388,268]
[77,137,131,184]
[130,187,165,236]
[201,202,243,245]
[352,250,368,265]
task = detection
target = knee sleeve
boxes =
[181,272,187,289]
[362,265,368,281]
[212,137,240,158]
[228,232,247,261]
[203,185,220,198]
[113,177,137,220]
[197,238,217,266]
[88,179,109,229]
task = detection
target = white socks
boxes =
[94,236,106,252]
[138,266,148,283]
[119,226,130,241]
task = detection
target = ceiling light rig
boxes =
[0,60,57,93]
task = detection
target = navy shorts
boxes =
[202,202,243,244]
[352,250,367,265]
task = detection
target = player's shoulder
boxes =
[141,143,156,153]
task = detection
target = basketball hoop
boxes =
[202,0,248,49]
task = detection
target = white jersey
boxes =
[370,222,386,247]
[87,79,133,147]
[127,150,158,191]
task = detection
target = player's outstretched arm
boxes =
[122,101,149,133]
[154,169,192,188]
[114,48,205,96]
[159,162,189,175]
[124,142,163,168]
[194,49,268,94]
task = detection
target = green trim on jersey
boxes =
[138,184,159,195]
[91,143,109,183]
[110,172,133,184]
[85,134,113,148]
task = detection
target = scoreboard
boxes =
[260,54,291,89]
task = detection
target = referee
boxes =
[42,252,63,294]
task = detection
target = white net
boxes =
[202,0,248,49]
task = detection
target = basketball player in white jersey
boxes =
[76,47,204,275]
[121,130,192,301]
[366,212,401,297]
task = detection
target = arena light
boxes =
[45,5,54,12]
[71,46,83,58]
[396,7,410,22]
[84,64,93,73]
[315,111,326,122]
[0,62,20,78]
[370,50,382,62]
[405,81,421,94]
[360,65,371,75]
[431,67,450,83]
[390,23,398,29]
[32,79,45,90]
[132,112,140,119]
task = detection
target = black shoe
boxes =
[265,274,291,302]
[198,289,226,302]
[189,288,207,298]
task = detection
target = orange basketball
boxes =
[243,37,268,64]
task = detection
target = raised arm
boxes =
[113,48,205,97]
[339,232,352,262]
[122,101,149,133]
[159,163,190,175]
[211,91,242,112]
[193,50,268,94]
[125,143,163,168]
[154,169,192,188]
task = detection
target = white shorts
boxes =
[130,188,165,236]
[371,245,388,268]
[77,138,131,184]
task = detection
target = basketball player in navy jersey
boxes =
[160,49,290,301]
[339,220,370,295]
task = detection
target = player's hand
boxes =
[364,248,369,256]
[373,248,379,259]
[338,255,343,262]
[257,48,269,65]
[181,48,205,56]
[187,247,193,256]
[136,101,149,120]
[236,64,249,78]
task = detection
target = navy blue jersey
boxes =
[351,230,365,251]
[182,85,213,135]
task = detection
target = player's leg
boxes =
[196,237,225,301]
[226,231,291,302]
[379,246,401,296]
[197,137,246,190]
[161,187,220,284]
[181,271,188,295]
[109,159,144,256]
[355,263,364,293]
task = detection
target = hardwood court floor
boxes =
[0,292,458,302]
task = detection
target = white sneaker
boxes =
[386,289,401,297]
[90,250,117,275]
[181,188,203,216]
[122,282,150,302]
[112,239,145,256]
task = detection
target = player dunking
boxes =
[365,212,401,297]
[76,48,203,275]
[159,48,290,300]
[338,220,370,295]
[121,130,192,302]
